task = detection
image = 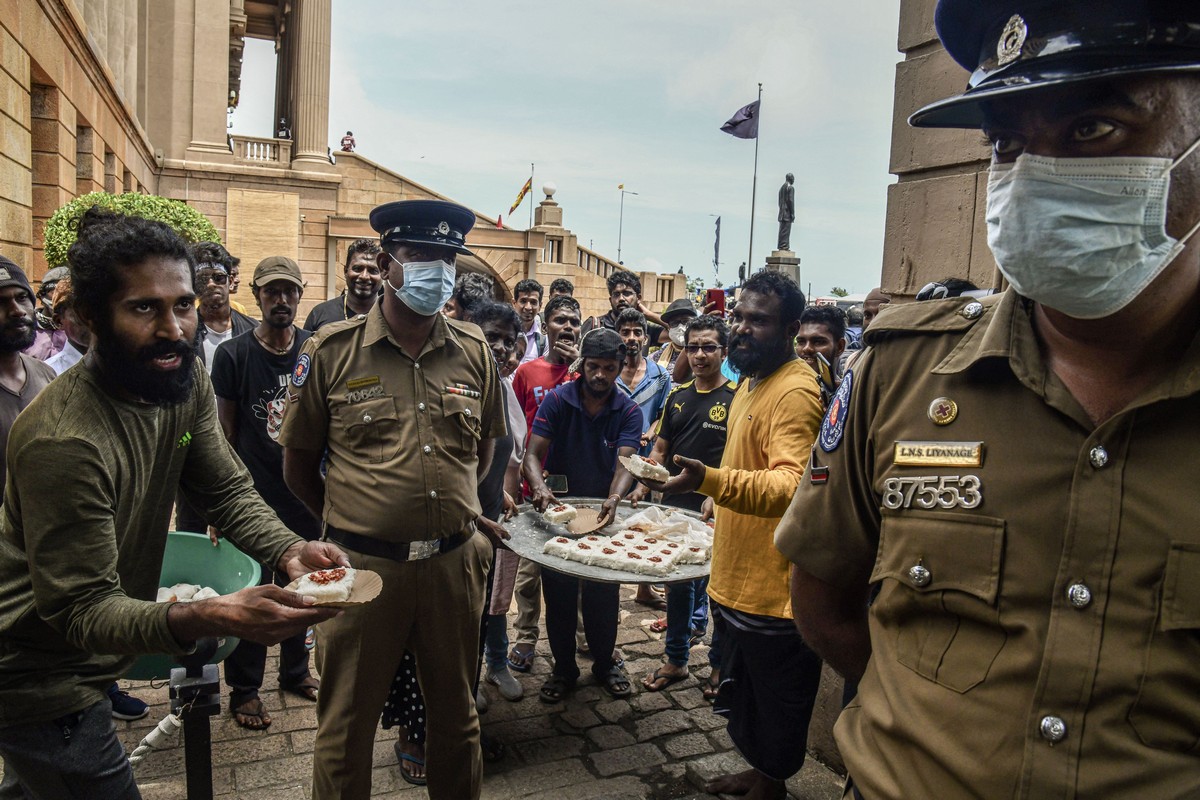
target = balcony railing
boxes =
[230,135,292,166]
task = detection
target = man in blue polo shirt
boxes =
[524,328,642,704]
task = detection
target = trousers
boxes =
[311,533,491,800]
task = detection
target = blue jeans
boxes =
[484,613,508,670]
[664,577,710,667]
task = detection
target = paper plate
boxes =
[566,507,606,535]
[285,568,382,608]
[618,455,670,483]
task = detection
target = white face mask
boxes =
[985,136,1200,319]
[385,256,455,317]
[669,325,687,348]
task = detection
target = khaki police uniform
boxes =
[278,303,503,800]
[775,290,1200,799]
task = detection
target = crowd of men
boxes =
[2,1,1200,797]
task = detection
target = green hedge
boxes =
[42,192,221,268]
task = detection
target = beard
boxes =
[727,332,791,377]
[581,375,612,400]
[0,318,35,353]
[93,319,200,407]
[265,304,295,329]
[348,280,376,300]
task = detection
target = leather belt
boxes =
[324,524,471,562]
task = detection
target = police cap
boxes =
[369,199,475,256]
[911,0,1200,129]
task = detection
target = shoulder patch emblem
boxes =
[292,353,311,387]
[818,370,852,453]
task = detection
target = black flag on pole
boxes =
[714,217,721,272]
[720,100,760,139]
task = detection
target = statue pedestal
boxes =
[764,250,801,287]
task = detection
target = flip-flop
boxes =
[702,672,721,702]
[282,676,319,702]
[231,697,272,730]
[507,645,535,673]
[394,744,427,787]
[643,667,687,692]
[649,617,668,633]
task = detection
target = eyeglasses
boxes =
[684,344,721,354]
[197,271,228,285]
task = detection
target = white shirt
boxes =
[202,326,233,373]
[45,340,84,376]
[520,316,543,365]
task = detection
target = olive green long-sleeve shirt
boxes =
[0,361,302,725]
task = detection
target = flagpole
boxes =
[529,162,535,229]
[747,83,762,273]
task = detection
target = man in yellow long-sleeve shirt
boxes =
[642,270,824,800]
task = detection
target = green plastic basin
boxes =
[124,531,262,681]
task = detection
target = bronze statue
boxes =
[777,173,795,251]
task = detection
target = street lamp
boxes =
[617,185,638,263]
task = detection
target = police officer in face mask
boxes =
[775,3,1200,799]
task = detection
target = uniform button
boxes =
[1067,583,1092,609]
[423,445,432,455]
[418,403,426,412]
[429,490,438,499]
[465,408,472,416]
[1089,446,1109,468]
[960,301,984,320]
[908,564,931,588]
[362,414,372,422]
[414,363,421,369]
[1040,715,1067,743]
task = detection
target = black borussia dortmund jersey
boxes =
[654,378,737,512]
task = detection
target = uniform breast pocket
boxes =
[1128,542,1200,752]
[871,510,1007,694]
[336,397,401,463]
[442,394,482,456]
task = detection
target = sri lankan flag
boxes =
[508,177,533,215]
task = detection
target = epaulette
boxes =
[444,315,487,343]
[309,314,368,346]
[863,293,1000,345]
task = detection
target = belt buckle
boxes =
[409,539,439,561]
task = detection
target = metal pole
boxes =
[529,163,534,229]
[618,190,625,263]
[747,82,762,272]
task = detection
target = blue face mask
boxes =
[386,255,455,317]
[985,136,1200,319]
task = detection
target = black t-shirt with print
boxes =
[654,378,737,512]
[211,328,320,538]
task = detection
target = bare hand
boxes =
[502,490,519,521]
[628,483,649,506]
[642,454,706,496]
[702,300,720,317]
[202,584,340,645]
[477,515,511,548]
[597,496,620,528]
[700,496,715,522]
[529,483,556,513]
[207,526,223,547]
[280,540,351,582]
[639,430,655,448]
[553,339,580,363]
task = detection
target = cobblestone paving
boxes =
[88,589,844,799]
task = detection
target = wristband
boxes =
[608,494,621,502]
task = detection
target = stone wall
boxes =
[883,0,1001,299]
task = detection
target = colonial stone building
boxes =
[3,0,684,319]
[883,0,1002,299]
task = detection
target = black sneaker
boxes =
[107,684,149,721]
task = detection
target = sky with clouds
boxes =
[231,0,904,297]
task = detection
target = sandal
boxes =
[282,676,319,702]
[538,674,575,704]
[598,664,632,698]
[231,697,272,730]
[702,671,721,702]
[507,644,535,673]
[394,741,427,787]
[481,732,506,763]
[642,666,687,692]
[649,617,668,633]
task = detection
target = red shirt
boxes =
[511,358,573,432]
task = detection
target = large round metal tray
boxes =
[505,497,712,585]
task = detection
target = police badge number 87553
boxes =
[881,475,982,510]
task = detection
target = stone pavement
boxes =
[103,587,845,799]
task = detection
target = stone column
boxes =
[290,0,331,168]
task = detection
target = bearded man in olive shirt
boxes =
[0,209,345,800]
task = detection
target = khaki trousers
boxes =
[311,533,492,800]
[512,556,541,646]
